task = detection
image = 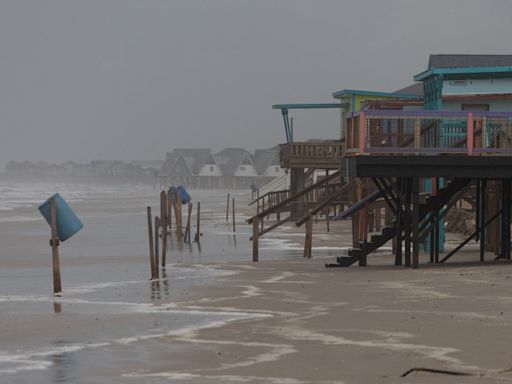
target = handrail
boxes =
[295,183,350,226]
[247,170,341,223]
[248,189,289,206]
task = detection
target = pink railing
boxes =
[345,110,512,156]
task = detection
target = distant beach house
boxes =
[159,147,283,189]
[253,148,286,178]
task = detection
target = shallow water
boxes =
[0,181,341,383]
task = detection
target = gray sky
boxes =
[1,0,511,165]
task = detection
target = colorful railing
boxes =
[345,110,512,156]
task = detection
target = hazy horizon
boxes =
[1,0,511,168]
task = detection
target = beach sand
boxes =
[1,183,512,383]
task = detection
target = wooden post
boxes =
[326,207,330,232]
[304,216,313,258]
[50,197,62,294]
[253,216,259,262]
[359,111,366,154]
[147,206,155,280]
[412,177,420,269]
[174,194,183,243]
[467,112,474,156]
[154,217,160,278]
[232,197,236,233]
[194,202,201,242]
[161,191,168,267]
[184,202,193,243]
[167,191,172,231]
[226,193,230,222]
[261,198,264,232]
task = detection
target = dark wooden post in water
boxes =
[160,191,168,267]
[146,206,156,280]
[232,197,236,232]
[154,216,160,278]
[167,191,172,231]
[184,202,193,243]
[50,197,62,294]
[226,193,230,222]
[252,216,259,262]
[194,202,201,242]
[174,194,183,244]
[303,216,313,258]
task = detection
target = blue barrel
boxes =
[177,186,191,204]
[38,193,83,241]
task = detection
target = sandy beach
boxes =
[1,182,512,383]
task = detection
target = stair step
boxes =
[328,256,360,267]
[371,234,386,243]
[348,248,363,258]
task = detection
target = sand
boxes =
[119,255,512,383]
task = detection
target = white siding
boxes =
[234,165,258,177]
[197,164,223,176]
[263,166,286,177]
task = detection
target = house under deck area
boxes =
[333,109,512,268]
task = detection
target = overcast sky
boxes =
[1,0,511,165]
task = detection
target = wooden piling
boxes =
[226,193,230,222]
[160,191,168,267]
[174,194,183,243]
[154,216,160,278]
[184,202,193,243]
[252,216,259,262]
[50,197,62,294]
[147,206,155,279]
[304,216,313,258]
[194,202,201,242]
[232,197,236,233]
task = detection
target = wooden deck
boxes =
[279,141,344,169]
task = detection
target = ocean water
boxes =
[0,181,341,383]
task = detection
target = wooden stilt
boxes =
[412,177,420,269]
[147,206,155,280]
[404,178,412,267]
[226,193,230,222]
[186,203,193,243]
[232,197,236,233]
[194,202,201,243]
[480,180,486,262]
[154,216,160,278]
[161,192,168,267]
[304,216,313,258]
[253,217,259,262]
[50,197,62,294]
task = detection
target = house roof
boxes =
[173,149,213,174]
[393,83,423,97]
[428,54,512,69]
[332,89,418,100]
[415,54,512,81]
[253,149,279,175]
[214,148,253,176]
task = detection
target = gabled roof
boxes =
[253,149,279,175]
[173,149,213,174]
[428,54,512,69]
[415,54,512,81]
[393,83,423,97]
[214,148,253,176]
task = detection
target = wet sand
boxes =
[128,255,512,383]
[2,183,512,383]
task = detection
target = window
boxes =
[275,167,280,172]
[210,166,214,172]
[239,166,246,171]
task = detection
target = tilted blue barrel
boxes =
[38,193,83,241]
[177,186,191,204]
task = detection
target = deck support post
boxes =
[394,178,403,266]
[412,177,420,269]
[404,178,412,267]
[501,179,510,260]
[479,179,486,262]
[290,168,306,219]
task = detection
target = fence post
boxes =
[467,112,474,156]
[358,112,366,154]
